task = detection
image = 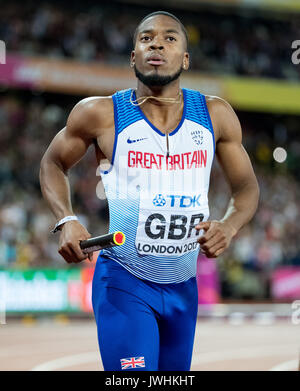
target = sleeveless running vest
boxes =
[100,88,215,283]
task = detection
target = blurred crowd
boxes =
[0,0,299,80]
[1,91,300,300]
[0,91,109,269]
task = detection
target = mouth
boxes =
[146,56,166,66]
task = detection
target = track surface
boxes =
[0,318,299,371]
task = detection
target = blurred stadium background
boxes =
[0,0,300,371]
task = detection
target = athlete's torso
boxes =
[99,88,215,284]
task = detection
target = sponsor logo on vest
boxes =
[127,137,148,144]
[152,194,166,206]
[152,194,201,207]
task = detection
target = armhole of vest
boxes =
[201,92,216,157]
[99,94,118,175]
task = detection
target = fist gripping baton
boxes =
[79,231,125,254]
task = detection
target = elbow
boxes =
[39,152,61,189]
[40,151,66,179]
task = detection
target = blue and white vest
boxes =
[100,88,215,283]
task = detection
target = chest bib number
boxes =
[135,191,209,257]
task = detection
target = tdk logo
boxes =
[152,194,166,207]
[153,194,201,207]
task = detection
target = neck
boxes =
[132,81,184,126]
[133,80,182,108]
[136,80,181,102]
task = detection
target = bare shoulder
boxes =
[205,95,242,143]
[67,96,114,140]
[205,95,233,115]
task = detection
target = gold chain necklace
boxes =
[129,88,182,106]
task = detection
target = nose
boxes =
[150,44,163,50]
[150,36,164,50]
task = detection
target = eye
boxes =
[141,36,151,42]
[166,36,176,42]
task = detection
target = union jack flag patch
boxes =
[120,356,145,370]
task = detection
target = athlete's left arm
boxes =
[196,96,260,258]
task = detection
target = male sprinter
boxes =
[39,11,259,371]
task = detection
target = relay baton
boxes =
[79,231,125,253]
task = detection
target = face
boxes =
[131,15,189,87]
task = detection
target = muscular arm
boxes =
[212,97,259,233]
[40,98,99,219]
[197,96,260,258]
[39,97,113,263]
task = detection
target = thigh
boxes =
[93,284,160,371]
[158,278,198,371]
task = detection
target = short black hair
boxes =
[133,11,189,50]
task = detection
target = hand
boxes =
[195,220,237,258]
[58,220,93,263]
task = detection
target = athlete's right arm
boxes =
[39,98,107,264]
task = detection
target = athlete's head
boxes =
[131,11,189,87]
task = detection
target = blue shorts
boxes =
[92,254,198,371]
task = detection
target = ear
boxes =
[183,52,190,70]
[130,50,135,68]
